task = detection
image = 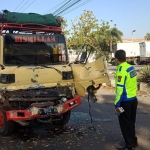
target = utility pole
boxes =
[132,30,136,41]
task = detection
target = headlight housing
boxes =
[0,74,15,84]
[61,97,67,103]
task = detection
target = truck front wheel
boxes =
[0,108,15,136]
[52,110,71,127]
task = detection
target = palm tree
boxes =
[106,27,123,52]
[144,33,150,41]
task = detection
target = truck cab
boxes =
[0,22,110,136]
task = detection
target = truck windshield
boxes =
[4,34,68,66]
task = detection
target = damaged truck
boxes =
[0,10,110,136]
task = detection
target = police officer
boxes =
[114,50,138,150]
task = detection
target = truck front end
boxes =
[0,24,82,135]
[0,22,110,136]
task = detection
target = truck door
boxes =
[71,56,110,96]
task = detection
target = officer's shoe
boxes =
[126,143,138,150]
[135,137,138,147]
[116,146,127,150]
[127,147,136,150]
[117,138,138,150]
[126,137,138,150]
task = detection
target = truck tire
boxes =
[52,110,71,127]
[0,108,15,136]
[134,58,140,65]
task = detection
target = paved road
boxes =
[0,88,149,150]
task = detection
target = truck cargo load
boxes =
[0,10,61,26]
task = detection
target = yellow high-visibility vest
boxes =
[114,62,137,107]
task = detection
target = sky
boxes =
[0,0,149,38]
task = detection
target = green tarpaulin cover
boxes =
[0,10,61,26]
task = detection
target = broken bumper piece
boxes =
[6,96,81,121]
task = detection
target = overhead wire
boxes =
[17,0,30,12]
[43,0,67,14]
[54,0,81,16]
[42,0,89,16]
[56,0,81,15]
[53,0,71,15]
[13,0,25,11]
[22,0,36,12]
[61,0,91,16]
[13,0,91,16]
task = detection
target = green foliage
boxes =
[144,33,150,41]
[60,17,70,36]
[67,10,99,51]
[105,27,123,52]
[138,65,150,84]
[66,10,123,55]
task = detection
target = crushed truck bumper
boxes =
[6,96,81,121]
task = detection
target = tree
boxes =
[67,10,99,52]
[144,33,150,41]
[67,10,123,58]
[59,16,70,37]
[92,20,110,52]
[105,27,123,52]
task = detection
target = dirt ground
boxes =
[0,87,149,150]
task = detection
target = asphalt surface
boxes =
[0,87,149,150]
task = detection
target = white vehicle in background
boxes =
[139,42,150,64]
[112,42,150,65]
[112,42,140,65]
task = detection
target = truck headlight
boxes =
[61,97,67,103]
[0,74,15,84]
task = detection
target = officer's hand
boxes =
[115,107,121,114]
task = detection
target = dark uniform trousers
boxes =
[118,98,138,148]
